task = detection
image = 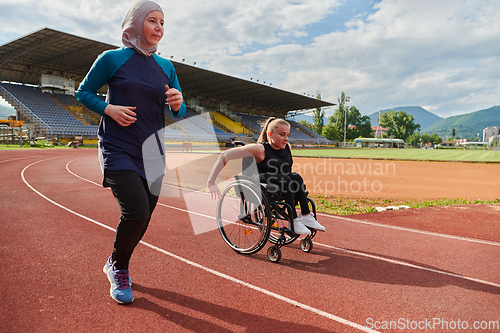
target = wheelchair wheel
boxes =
[267,246,282,262]
[217,180,271,255]
[299,238,313,252]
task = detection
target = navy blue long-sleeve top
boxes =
[76,47,186,185]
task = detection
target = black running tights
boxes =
[262,172,310,219]
[104,170,161,270]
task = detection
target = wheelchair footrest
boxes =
[282,227,296,238]
[272,231,287,250]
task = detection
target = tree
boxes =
[420,133,431,145]
[429,133,443,145]
[321,123,341,142]
[451,128,456,139]
[331,92,348,142]
[380,110,420,142]
[408,132,421,146]
[298,120,313,131]
[330,92,373,141]
[345,106,373,140]
[312,92,325,134]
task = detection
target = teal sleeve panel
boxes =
[76,47,135,116]
[153,54,186,118]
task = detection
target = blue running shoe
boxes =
[107,263,133,304]
[103,256,131,285]
[103,256,113,274]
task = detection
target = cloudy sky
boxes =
[1,0,499,118]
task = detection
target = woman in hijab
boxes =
[77,0,186,304]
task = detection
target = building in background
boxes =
[483,126,500,146]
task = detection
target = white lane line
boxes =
[161,177,500,247]
[318,213,500,247]
[28,158,377,333]
[0,156,41,164]
[23,159,116,233]
[66,160,102,186]
[66,157,499,247]
[64,160,500,289]
[163,182,200,193]
[141,240,378,332]
[314,241,500,289]
[157,202,216,220]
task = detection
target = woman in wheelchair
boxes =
[208,117,325,235]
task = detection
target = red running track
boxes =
[1,149,499,332]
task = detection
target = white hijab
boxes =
[122,0,163,56]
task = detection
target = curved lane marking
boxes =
[64,159,500,290]
[0,155,41,164]
[65,157,500,247]
[18,158,378,333]
[318,213,500,247]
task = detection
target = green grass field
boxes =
[4,143,498,215]
[3,143,499,162]
[310,195,500,215]
[293,148,500,162]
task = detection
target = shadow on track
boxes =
[131,283,335,332]
[246,247,500,295]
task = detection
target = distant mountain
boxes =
[420,106,500,139]
[291,106,443,130]
[290,113,328,125]
[368,106,443,130]
[0,105,15,119]
[291,105,500,140]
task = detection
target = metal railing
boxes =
[0,84,53,138]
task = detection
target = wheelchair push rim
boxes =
[217,180,271,255]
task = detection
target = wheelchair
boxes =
[216,162,318,263]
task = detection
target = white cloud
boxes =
[1,0,499,118]
[253,0,500,117]
[158,0,342,64]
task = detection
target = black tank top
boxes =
[256,142,293,175]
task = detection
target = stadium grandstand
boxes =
[0,28,335,146]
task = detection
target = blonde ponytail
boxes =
[257,117,289,143]
[258,117,275,143]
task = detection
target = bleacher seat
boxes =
[164,107,237,142]
[1,82,331,144]
[0,82,99,137]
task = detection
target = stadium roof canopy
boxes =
[0,28,335,118]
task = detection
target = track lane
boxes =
[65,150,500,327]
[2,148,499,332]
[66,151,500,328]
[9,151,372,332]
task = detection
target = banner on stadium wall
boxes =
[40,74,75,95]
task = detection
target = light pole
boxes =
[344,96,350,148]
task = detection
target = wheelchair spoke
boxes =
[217,181,271,254]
